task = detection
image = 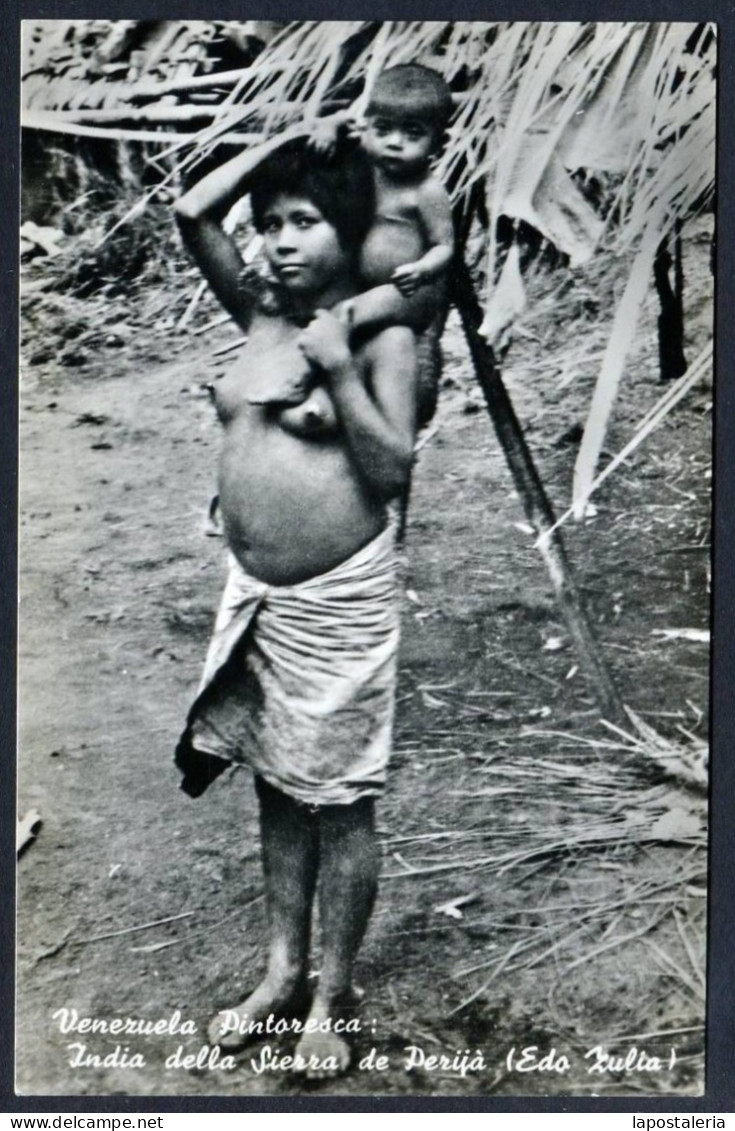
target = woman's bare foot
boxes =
[294,993,354,1079]
[296,1027,351,1079]
[207,972,309,1052]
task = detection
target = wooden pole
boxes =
[654,230,687,383]
[449,256,626,726]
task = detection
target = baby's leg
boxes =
[208,777,317,1049]
[295,796,379,1077]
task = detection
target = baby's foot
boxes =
[207,974,309,1053]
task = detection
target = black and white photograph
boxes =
[16,19,715,1099]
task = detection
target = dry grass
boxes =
[383,696,707,1092]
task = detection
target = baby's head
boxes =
[365,64,453,162]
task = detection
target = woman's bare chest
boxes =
[212,317,313,420]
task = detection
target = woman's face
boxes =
[260,194,349,298]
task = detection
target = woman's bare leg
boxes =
[295,797,379,1076]
[208,777,317,1049]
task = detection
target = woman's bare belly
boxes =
[218,407,385,586]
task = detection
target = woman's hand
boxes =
[297,304,355,375]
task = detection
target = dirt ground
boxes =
[16,214,712,1099]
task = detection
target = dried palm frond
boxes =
[604,709,708,790]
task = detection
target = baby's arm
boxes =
[391,178,454,297]
[308,111,350,154]
[308,107,364,154]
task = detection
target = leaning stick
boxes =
[450,256,626,727]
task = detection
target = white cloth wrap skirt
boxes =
[176,522,400,806]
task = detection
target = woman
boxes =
[173,135,418,1077]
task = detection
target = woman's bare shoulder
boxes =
[360,324,417,381]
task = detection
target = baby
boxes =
[354,63,455,301]
[273,64,455,438]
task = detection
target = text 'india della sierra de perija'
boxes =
[48,1008,703,1080]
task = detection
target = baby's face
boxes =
[363,114,436,178]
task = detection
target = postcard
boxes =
[15,18,716,1102]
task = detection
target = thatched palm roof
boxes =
[22,20,283,113]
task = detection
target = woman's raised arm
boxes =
[174,129,304,330]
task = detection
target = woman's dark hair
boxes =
[250,135,375,255]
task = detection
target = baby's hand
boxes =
[391,263,426,297]
[308,113,344,155]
